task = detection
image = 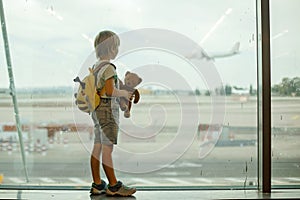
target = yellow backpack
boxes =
[73,62,111,114]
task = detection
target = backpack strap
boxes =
[93,61,116,74]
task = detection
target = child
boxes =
[90,30,136,196]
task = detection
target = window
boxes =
[270,0,300,187]
[1,0,298,190]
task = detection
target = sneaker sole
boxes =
[90,187,106,195]
[106,188,136,196]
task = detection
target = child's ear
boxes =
[109,46,117,54]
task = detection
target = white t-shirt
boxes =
[96,61,119,98]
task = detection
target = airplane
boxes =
[186,42,240,61]
[231,86,249,95]
[0,88,10,94]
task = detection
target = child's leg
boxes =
[90,143,103,184]
[102,144,117,186]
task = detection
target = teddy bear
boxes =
[119,71,142,118]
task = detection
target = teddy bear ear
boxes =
[125,71,130,76]
[138,78,142,84]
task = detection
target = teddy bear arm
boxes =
[133,89,140,104]
[128,100,132,112]
[119,97,128,111]
[119,79,124,88]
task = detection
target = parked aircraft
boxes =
[186,42,240,61]
[0,88,10,94]
[231,86,249,95]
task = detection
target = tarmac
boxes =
[0,95,299,188]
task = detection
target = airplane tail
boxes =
[230,42,240,54]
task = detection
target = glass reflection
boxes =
[0,0,259,188]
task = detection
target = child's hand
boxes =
[119,90,133,100]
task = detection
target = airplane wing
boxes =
[186,42,240,61]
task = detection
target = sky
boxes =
[0,0,299,90]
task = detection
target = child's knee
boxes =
[92,143,102,155]
[102,144,114,154]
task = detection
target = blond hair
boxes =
[94,30,120,59]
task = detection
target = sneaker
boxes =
[106,181,136,196]
[90,180,107,195]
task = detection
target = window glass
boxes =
[0,0,258,187]
[270,0,300,187]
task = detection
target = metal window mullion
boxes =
[260,0,271,193]
[0,0,29,182]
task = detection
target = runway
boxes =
[0,95,300,187]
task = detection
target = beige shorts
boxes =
[92,98,119,145]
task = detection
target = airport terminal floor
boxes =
[1,189,300,200]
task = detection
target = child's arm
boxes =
[105,78,132,100]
